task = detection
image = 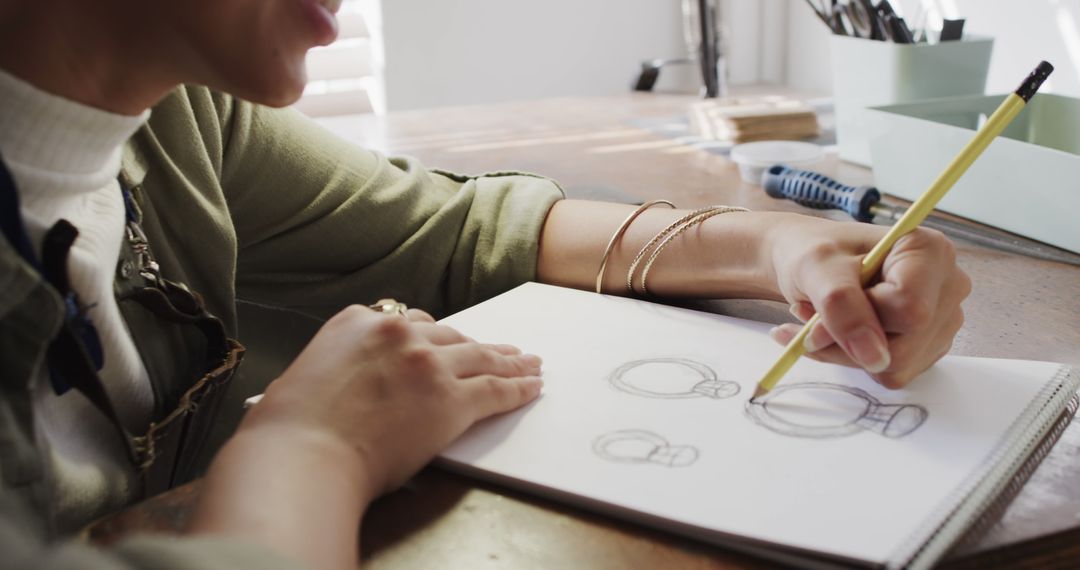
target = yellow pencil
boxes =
[750,61,1055,402]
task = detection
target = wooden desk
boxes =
[88,94,1080,568]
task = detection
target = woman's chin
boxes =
[233,71,307,108]
[258,86,306,109]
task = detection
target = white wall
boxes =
[377,0,782,111]
[363,1,1080,112]
[947,0,1080,94]
[379,0,679,111]
[784,0,1080,96]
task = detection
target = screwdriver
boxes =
[760,164,1080,266]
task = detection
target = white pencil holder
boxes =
[830,34,993,166]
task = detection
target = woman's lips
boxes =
[300,0,340,46]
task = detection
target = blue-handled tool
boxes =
[762,164,881,222]
[761,164,1080,266]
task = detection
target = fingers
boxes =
[762,215,969,389]
[770,304,966,388]
[482,343,524,356]
[459,375,544,418]
[866,230,950,334]
[365,307,527,358]
[410,322,472,345]
[789,301,814,322]
[440,343,542,378]
[358,306,537,377]
[873,232,970,332]
[771,322,858,368]
[405,308,436,323]
[799,256,891,374]
[781,229,967,383]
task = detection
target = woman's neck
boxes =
[0,1,177,116]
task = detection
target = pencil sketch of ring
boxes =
[592,429,699,467]
[369,298,408,316]
[745,382,928,439]
[609,357,740,399]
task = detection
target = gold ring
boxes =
[369,298,408,316]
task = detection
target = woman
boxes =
[0,0,969,568]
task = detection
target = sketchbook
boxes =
[437,283,1079,569]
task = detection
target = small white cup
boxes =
[730,141,825,185]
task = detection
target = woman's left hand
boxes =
[766,214,971,388]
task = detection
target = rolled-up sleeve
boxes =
[219,98,564,318]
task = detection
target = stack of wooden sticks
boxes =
[689,96,820,143]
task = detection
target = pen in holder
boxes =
[830,34,993,166]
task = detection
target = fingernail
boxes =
[523,376,544,395]
[846,327,891,373]
[803,323,827,352]
[520,354,542,367]
[770,326,797,346]
[789,303,802,319]
[519,354,542,375]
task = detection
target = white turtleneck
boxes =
[0,68,154,530]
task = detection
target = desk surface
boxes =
[89,94,1080,568]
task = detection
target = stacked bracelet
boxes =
[594,202,748,298]
[629,205,748,296]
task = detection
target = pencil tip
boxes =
[750,385,768,401]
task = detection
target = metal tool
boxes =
[761,164,1080,266]
[803,0,915,43]
[633,0,725,97]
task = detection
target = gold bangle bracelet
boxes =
[637,206,748,296]
[625,205,718,295]
[595,200,676,294]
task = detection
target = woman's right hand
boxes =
[239,303,543,498]
[191,304,541,568]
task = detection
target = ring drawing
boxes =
[592,429,699,467]
[745,382,928,439]
[609,357,740,399]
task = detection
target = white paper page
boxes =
[439,283,1062,565]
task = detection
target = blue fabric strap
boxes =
[0,155,105,394]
